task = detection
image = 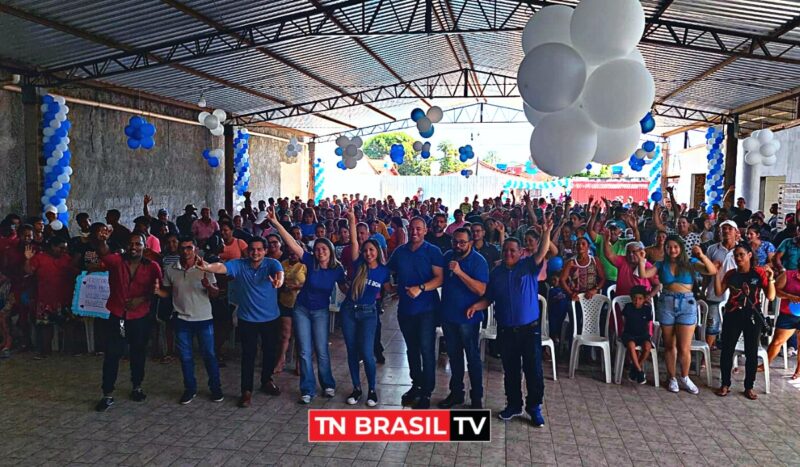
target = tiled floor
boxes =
[3,300,800,466]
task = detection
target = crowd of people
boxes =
[1,185,799,424]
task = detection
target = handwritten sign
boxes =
[71,271,111,319]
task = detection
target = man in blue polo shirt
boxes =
[197,236,284,409]
[468,215,553,427]
[387,217,444,409]
[438,228,489,410]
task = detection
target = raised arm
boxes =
[637,250,658,279]
[666,186,679,220]
[267,208,304,258]
[691,245,717,276]
[533,214,554,266]
[587,202,600,241]
[601,232,618,264]
[143,195,153,220]
[652,203,667,232]
[195,257,228,275]
[347,210,359,263]
[624,212,641,241]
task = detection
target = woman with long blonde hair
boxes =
[341,210,392,407]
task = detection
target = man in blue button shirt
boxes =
[197,237,284,409]
[468,214,553,427]
[387,217,445,409]
[438,228,489,410]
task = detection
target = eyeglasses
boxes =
[451,240,470,246]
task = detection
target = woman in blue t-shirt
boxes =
[268,209,345,404]
[341,211,391,407]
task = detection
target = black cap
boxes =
[184,204,197,212]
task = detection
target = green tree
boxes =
[482,150,499,165]
[437,140,470,174]
[362,132,416,160]
[396,157,433,176]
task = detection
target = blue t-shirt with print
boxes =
[295,251,345,310]
[344,259,391,306]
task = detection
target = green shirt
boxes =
[593,234,629,282]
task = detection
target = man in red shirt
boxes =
[96,232,162,412]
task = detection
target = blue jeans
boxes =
[442,322,483,402]
[397,311,436,397]
[293,304,335,397]
[174,319,221,393]
[341,302,378,390]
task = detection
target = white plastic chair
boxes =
[606,284,616,301]
[540,294,557,381]
[478,305,498,362]
[569,293,612,383]
[329,287,345,333]
[611,295,659,386]
[768,297,788,370]
[692,300,712,386]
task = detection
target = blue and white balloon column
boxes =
[233,129,250,198]
[648,144,663,202]
[314,158,324,204]
[40,94,73,229]
[704,127,725,213]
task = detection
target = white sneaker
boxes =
[790,348,798,357]
[324,388,335,398]
[299,395,312,404]
[679,376,699,395]
[667,378,679,393]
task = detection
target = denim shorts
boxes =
[776,314,800,330]
[657,292,697,326]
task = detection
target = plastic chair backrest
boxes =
[486,304,496,330]
[610,295,630,336]
[575,293,611,338]
[697,300,708,341]
[606,284,617,300]
[539,294,549,338]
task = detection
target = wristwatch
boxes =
[419,283,427,292]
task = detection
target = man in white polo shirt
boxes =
[155,236,222,405]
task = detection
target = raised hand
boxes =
[144,195,153,205]
[268,274,281,288]
[691,245,703,258]
[23,245,35,260]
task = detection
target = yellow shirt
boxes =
[279,260,307,309]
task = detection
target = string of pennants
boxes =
[503,178,571,191]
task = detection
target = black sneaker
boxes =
[637,370,647,385]
[131,388,147,402]
[436,393,465,409]
[470,400,483,409]
[95,396,114,412]
[401,387,421,406]
[346,389,363,405]
[414,396,431,409]
[367,390,378,407]
[498,406,524,421]
[211,390,224,402]
[628,367,638,382]
[179,390,196,405]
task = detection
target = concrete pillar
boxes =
[740,162,760,209]
[308,141,316,202]
[21,84,41,215]
[224,125,234,214]
[724,118,738,196]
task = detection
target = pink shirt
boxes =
[444,220,466,235]
[191,219,219,242]
[145,235,161,253]
[612,256,659,296]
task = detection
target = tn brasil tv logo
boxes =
[308,409,491,443]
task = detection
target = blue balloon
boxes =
[202,149,210,159]
[460,169,466,175]
[335,147,344,156]
[141,137,155,150]
[140,123,156,137]
[61,120,71,131]
[57,212,69,223]
[496,163,507,170]
[52,165,65,176]
[651,191,663,202]
[49,196,61,205]
[337,161,346,170]
[57,189,68,198]
[643,141,656,152]
[58,157,69,167]
[585,164,592,170]
[55,127,67,138]
[421,150,430,159]
[410,108,425,122]
[459,154,468,162]
[128,138,140,149]
[419,127,434,138]
[465,145,473,153]
[43,95,54,104]
[547,256,564,273]
[129,116,145,128]
[458,147,465,155]
[62,183,71,192]
[125,126,136,137]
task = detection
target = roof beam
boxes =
[0,2,354,130]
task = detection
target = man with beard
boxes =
[425,213,451,254]
[437,228,489,409]
[95,233,162,412]
[387,217,444,409]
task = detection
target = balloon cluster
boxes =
[411,106,442,138]
[125,116,156,150]
[704,127,725,212]
[519,0,654,176]
[389,144,406,165]
[458,145,475,162]
[234,129,251,196]
[202,148,223,168]
[648,145,663,201]
[198,109,227,136]
[628,140,657,172]
[640,112,656,134]
[412,141,432,158]
[285,136,301,159]
[460,169,474,179]
[40,94,73,228]
[743,129,780,167]
[334,135,364,170]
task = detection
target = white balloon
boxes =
[54,96,66,105]
[49,220,63,230]
[335,136,350,148]
[51,150,63,159]
[56,204,67,214]
[64,137,70,145]
[757,128,774,144]
[41,104,49,112]
[518,43,587,113]
[762,155,777,166]
[58,174,70,183]
[422,142,431,152]
[355,149,364,161]
[709,191,718,199]
[344,157,357,169]
[744,151,762,165]
[760,141,779,157]
[61,105,69,114]
[46,157,58,167]
[742,136,760,152]
[592,124,641,165]
[751,130,761,139]
[210,125,224,136]
[426,106,444,124]
[213,109,227,123]
[214,149,224,158]
[521,5,575,53]
[45,188,56,196]
[198,111,210,125]
[51,181,62,190]
[65,167,73,176]
[43,127,55,136]
[44,166,53,174]
[416,117,432,133]
[530,106,598,177]
[412,141,423,152]
[582,59,655,129]
[634,148,648,159]
[204,114,220,130]
[351,136,363,148]
[773,139,781,151]
[41,195,49,205]
[523,103,546,126]
[627,47,645,66]
[570,0,645,66]
[345,144,358,157]
[289,137,298,145]
[56,143,68,152]
[49,119,60,129]
[56,112,66,122]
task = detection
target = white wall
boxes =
[664,143,711,207]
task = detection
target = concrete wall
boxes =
[0,88,306,230]
[664,143,710,207]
